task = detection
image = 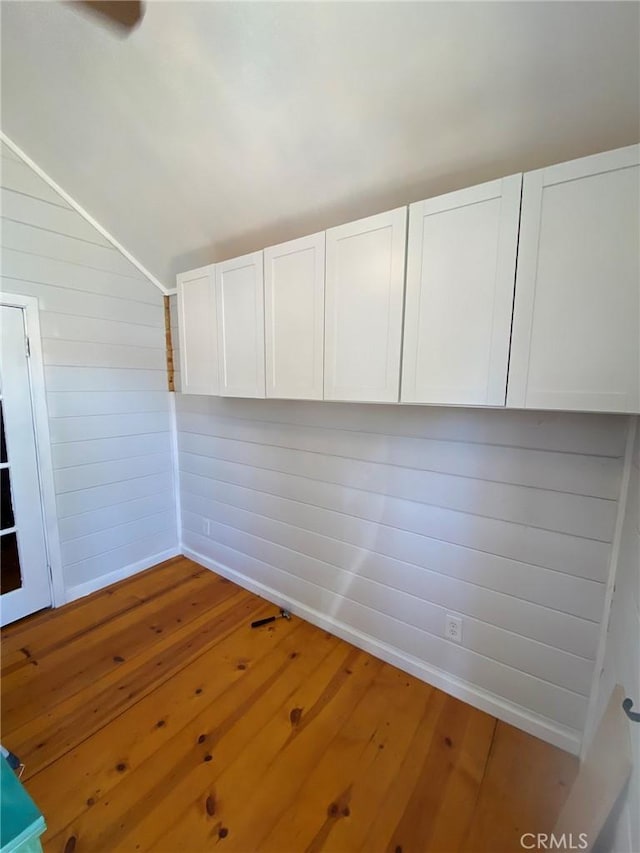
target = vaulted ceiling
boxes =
[2,1,639,290]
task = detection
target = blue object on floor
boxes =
[0,748,21,773]
[0,755,46,853]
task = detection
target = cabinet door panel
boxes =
[216,252,265,398]
[402,175,521,405]
[264,233,325,400]
[176,265,218,396]
[509,145,640,413]
[324,207,407,402]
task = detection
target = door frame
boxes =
[1,292,65,609]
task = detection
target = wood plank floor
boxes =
[1,557,578,853]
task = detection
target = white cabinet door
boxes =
[508,145,640,413]
[176,264,218,395]
[216,251,265,398]
[264,232,325,400]
[324,207,407,402]
[401,175,522,406]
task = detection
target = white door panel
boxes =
[264,233,324,400]
[216,252,265,398]
[508,145,640,413]
[176,265,218,395]
[0,305,51,625]
[325,207,407,402]
[402,174,521,406]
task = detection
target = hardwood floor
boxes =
[1,557,578,853]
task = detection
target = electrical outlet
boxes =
[202,518,210,536]
[445,614,463,644]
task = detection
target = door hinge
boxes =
[25,336,31,358]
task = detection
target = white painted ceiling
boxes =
[2,1,639,289]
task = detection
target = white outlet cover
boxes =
[445,613,463,644]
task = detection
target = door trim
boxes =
[1,292,65,609]
[581,416,638,757]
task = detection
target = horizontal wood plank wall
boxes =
[175,391,629,752]
[0,142,177,598]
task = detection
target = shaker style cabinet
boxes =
[508,145,640,413]
[264,232,325,400]
[324,207,407,403]
[401,175,522,406]
[175,145,638,415]
[176,264,218,395]
[216,251,266,398]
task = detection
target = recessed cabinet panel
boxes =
[264,232,325,400]
[324,207,407,403]
[402,175,522,406]
[176,265,218,396]
[216,251,265,398]
[508,145,640,413]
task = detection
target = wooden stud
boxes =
[164,295,175,392]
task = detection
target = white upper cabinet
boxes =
[216,251,266,398]
[324,207,407,402]
[264,232,325,400]
[401,175,522,406]
[175,145,638,414]
[508,145,640,413]
[176,264,218,396]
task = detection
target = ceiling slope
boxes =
[1,1,639,289]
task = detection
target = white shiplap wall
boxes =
[0,142,178,599]
[175,388,628,753]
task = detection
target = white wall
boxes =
[175,386,629,753]
[591,419,639,851]
[0,142,178,601]
[3,3,639,285]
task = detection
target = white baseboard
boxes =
[65,547,181,603]
[182,545,581,756]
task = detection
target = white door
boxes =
[176,264,219,395]
[401,175,522,406]
[324,207,407,402]
[264,232,325,400]
[216,251,265,398]
[0,305,51,625]
[508,144,640,413]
